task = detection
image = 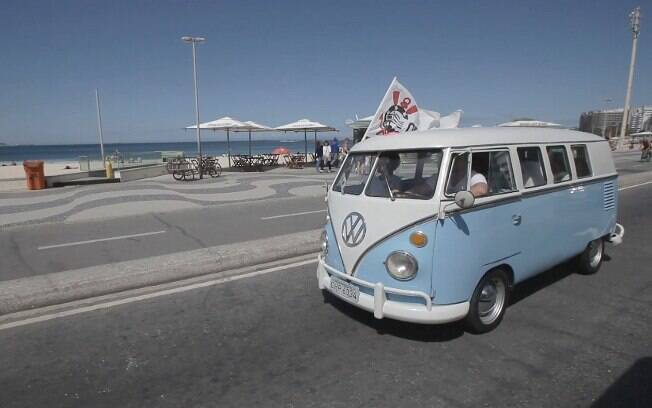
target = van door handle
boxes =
[570,187,577,194]
[512,214,522,225]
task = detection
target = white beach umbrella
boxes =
[186,116,248,167]
[497,120,563,128]
[275,119,337,159]
[232,121,273,156]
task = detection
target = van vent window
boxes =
[571,145,592,178]
[603,181,616,211]
[546,146,572,183]
[518,147,547,188]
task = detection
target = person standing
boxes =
[321,141,332,173]
[315,140,323,172]
[331,137,340,167]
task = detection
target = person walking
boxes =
[315,140,323,172]
[641,140,651,162]
[321,140,332,173]
[331,137,340,167]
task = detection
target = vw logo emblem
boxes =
[342,212,366,247]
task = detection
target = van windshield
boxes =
[332,153,376,195]
[366,150,443,200]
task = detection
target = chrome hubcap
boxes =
[478,278,506,325]
[588,240,603,268]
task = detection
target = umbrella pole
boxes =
[227,129,231,168]
[304,129,307,161]
[248,130,252,157]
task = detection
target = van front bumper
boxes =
[317,256,469,324]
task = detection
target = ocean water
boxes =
[0,140,326,164]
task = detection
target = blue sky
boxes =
[1,0,649,144]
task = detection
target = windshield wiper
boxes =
[382,172,396,201]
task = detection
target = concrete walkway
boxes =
[0,169,335,228]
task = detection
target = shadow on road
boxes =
[321,250,619,342]
[509,262,575,305]
[510,251,612,306]
[591,357,652,408]
[322,291,464,342]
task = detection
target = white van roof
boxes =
[350,127,604,152]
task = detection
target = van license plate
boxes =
[330,277,359,303]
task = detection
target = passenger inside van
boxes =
[446,153,489,197]
[366,153,401,196]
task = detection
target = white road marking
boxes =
[0,257,318,331]
[261,209,326,220]
[37,230,167,250]
[619,180,652,191]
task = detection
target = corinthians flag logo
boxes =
[362,77,464,141]
[363,77,421,139]
[377,90,418,135]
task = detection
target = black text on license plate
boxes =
[330,277,359,303]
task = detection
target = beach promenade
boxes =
[0,166,334,280]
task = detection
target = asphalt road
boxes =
[0,194,327,281]
[0,176,650,407]
[1,152,650,282]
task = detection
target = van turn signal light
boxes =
[409,232,428,248]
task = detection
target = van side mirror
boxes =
[454,190,475,209]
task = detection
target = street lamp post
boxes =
[182,36,206,178]
[619,7,641,143]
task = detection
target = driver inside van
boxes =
[447,154,489,197]
[366,153,401,197]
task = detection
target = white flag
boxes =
[362,78,463,140]
[362,77,422,140]
[439,110,463,129]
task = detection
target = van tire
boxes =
[575,238,604,275]
[465,268,510,334]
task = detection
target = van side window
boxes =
[472,151,516,195]
[571,145,592,178]
[517,147,547,188]
[546,146,572,183]
[445,150,515,197]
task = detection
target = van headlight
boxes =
[385,251,418,281]
[320,229,328,256]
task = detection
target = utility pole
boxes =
[95,88,105,168]
[182,36,206,178]
[619,7,641,142]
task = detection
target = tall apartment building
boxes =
[578,105,652,138]
[630,105,652,133]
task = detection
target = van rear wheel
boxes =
[465,268,510,334]
[575,238,604,275]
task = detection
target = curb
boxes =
[0,228,322,316]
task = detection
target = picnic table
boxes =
[231,154,280,171]
[286,154,306,169]
[166,156,221,180]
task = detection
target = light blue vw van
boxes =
[316,128,624,333]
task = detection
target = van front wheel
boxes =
[575,238,604,275]
[465,268,510,334]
